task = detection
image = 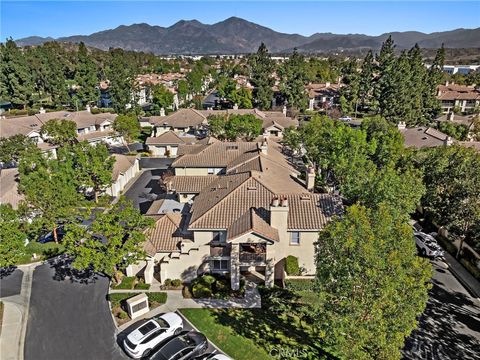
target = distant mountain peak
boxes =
[13,18,480,55]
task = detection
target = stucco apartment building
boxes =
[127,139,341,290]
[437,83,480,114]
[143,108,299,157]
[0,109,123,159]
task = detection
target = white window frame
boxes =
[290,232,300,245]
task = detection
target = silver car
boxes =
[414,231,444,258]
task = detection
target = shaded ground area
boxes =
[24,258,128,360]
[123,169,168,214]
[403,260,480,359]
[0,268,23,298]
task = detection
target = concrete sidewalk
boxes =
[444,252,480,299]
[0,263,39,360]
[117,281,261,331]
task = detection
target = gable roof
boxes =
[149,108,207,128]
[227,208,279,243]
[400,127,449,148]
[168,175,219,193]
[146,131,190,145]
[143,214,189,255]
[172,141,259,168]
[111,154,137,181]
[0,168,24,209]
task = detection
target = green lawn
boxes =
[180,309,273,360]
[17,242,65,265]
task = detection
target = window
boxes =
[212,231,225,243]
[212,260,228,271]
[208,168,215,174]
[290,232,300,245]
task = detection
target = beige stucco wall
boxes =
[174,167,210,176]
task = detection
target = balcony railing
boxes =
[239,252,266,264]
[210,246,230,257]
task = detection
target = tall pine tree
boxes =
[248,43,275,110]
[74,42,98,107]
[358,50,375,110]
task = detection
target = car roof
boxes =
[153,331,206,359]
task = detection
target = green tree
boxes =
[0,204,27,267]
[358,50,375,110]
[72,142,115,203]
[375,36,396,116]
[315,204,432,359]
[423,46,444,121]
[340,59,360,116]
[279,49,308,111]
[230,87,253,109]
[248,43,275,110]
[151,83,175,110]
[177,79,189,104]
[0,135,36,164]
[74,42,98,106]
[208,114,262,141]
[113,114,140,152]
[207,115,228,140]
[282,126,302,157]
[0,39,33,108]
[419,145,480,256]
[40,118,78,146]
[63,198,154,282]
[104,48,136,113]
[18,148,82,243]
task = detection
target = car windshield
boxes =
[178,334,196,346]
[156,317,170,328]
[138,321,157,335]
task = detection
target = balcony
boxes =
[210,245,230,258]
[239,252,266,264]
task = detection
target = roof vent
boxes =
[226,145,239,150]
[300,195,310,201]
[247,186,257,191]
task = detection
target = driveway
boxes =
[403,258,480,359]
[123,169,168,214]
[0,268,23,298]
[24,259,128,360]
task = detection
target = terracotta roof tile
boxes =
[143,214,189,254]
[168,175,218,193]
[227,208,279,242]
[111,154,137,181]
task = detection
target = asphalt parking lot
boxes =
[124,169,167,214]
[24,259,128,360]
[0,267,23,298]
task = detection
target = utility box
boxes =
[126,293,149,319]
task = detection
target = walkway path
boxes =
[0,263,38,360]
[117,281,261,331]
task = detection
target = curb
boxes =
[446,263,480,300]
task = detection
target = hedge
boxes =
[284,255,300,275]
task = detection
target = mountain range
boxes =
[15,17,480,55]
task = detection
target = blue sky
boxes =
[1,1,479,40]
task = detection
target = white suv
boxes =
[414,232,444,258]
[123,312,183,358]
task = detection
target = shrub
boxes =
[285,256,300,275]
[114,276,135,289]
[192,284,213,298]
[285,279,315,292]
[90,108,101,114]
[182,286,193,299]
[147,292,167,304]
[134,283,151,290]
[171,279,182,287]
[164,278,172,286]
[200,274,217,286]
[118,310,128,319]
[107,293,137,308]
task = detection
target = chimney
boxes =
[306,167,315,192]
[160,108,166,117]
[282,105,287,117]
[325,82,331,87]
[445,136,453,146]
[233,103,239,110]
[447,111,454,121]
[445,81,449,86]
[397,121,406,130]
[39,107,46,114]
[86,105,91,113]
[260,138,268,155]
[270,197,289,231]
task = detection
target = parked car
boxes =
[414,231,444,258]
[148,331,208,360]
[338,116,352,122]
[123,312,184,359]
[194,353,232,360]
[38,226,66,243]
